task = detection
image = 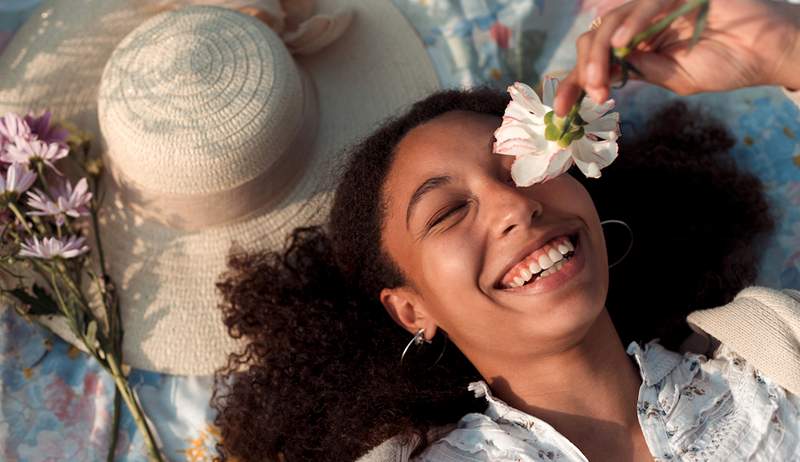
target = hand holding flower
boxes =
[554,0,800,115]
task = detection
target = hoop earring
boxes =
[600,219,633,269]
[400,328,447,370]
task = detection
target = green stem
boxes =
[88,177,125,461]
[107,388,122,462]
[7,202,33,237]
[616,0,709,58]
[106,352,164,462]
[558,90,587,142]
[45,264,161,461]
[34,161,52,197]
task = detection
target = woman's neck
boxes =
[475,309,648,460]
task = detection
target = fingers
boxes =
[553,31,594,116]
[554,0,675,113]
[625,49,695,94]
[611,0,673,48]
[554,70,582,116]
[585,11,629,103]
[554,2,636,113]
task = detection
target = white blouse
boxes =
[413,341,800,461]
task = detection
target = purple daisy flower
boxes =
[18,235,89,259]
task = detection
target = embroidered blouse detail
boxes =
[414,342,800,461]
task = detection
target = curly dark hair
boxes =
[211,88,773,462]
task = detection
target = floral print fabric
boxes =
[2,0,800,460]
[415,342,800,461]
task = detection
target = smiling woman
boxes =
[210,0,800,459]
[210,87,782,462]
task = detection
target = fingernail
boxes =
[611,26,628,47]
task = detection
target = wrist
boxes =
[767,3,800,89]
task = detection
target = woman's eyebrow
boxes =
[406,175,451,229]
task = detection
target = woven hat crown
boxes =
[98,6,310,204]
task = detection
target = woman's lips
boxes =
[499,233,585,295]
[499,234,576,288]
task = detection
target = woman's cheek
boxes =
[420,234,480,304]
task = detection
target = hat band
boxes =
[104,70,319,231]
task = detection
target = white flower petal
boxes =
[510,149,574,187]
[585,112,620,141]
[494,120,539,143]
[579,97,615,123]
[508,82,549,118]
[542,76,558,108]
[503,101,546,127]
[571,138,618,178]
[494,137,548,157]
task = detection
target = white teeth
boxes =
[540,267,554,278]
[564,240,575,252]
[513,276,524,286]
[538,253,553,270]
[528,261,541,274]
[547,248,563,263]
[520,268,532,281]
[557,243,570,255]
[554,260,565,270]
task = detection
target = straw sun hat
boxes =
[0,0,439,375]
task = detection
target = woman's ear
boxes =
[380,287,438,341]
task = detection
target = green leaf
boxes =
[4,285,60,316]
[689,1,710,50]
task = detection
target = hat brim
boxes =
[0,0,439,375]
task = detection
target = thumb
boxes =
[625,50,695,95]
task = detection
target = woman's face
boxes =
[381,110,609,364]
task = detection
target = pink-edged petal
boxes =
[542,76,559,108]
[578,97,616,123]
[494,137,548,157]
[571,138,618,178]
[510,149,574,187]
[494,120,547,146]
[503,101,546,126]
[585,112,620,141]
[507,82,548,118]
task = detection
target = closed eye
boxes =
[427,202,468,230]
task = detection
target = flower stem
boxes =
[88,173,125,462]
[614,0,709,58]
[34,161,52,197]
[107,388,121,462]
[106,352,164,462]
[7,202,33,237]
[558,90,587,142]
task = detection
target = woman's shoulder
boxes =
[630,338,800,460]
[633,285,800,445]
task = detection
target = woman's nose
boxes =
[487,183,543,239]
